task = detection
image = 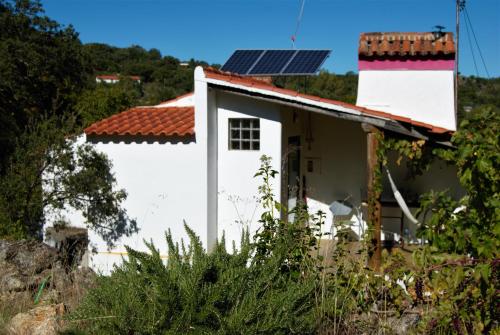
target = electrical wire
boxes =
[462,11,480,76]
[463,7,490,78]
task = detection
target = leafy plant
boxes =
[418,107,499,258]
[68,156,381,334]
[0,115,137,246]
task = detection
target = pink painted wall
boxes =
[359,59,455,71]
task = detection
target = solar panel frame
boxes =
[220,49,331,76]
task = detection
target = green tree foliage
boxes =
[82,43,208,107]
[0,116,138,246]
[380,107,499,333]
[76,79,141,127]
[418,107,499,258]
[458,76,500,118]
[0,0,88,168]
[274,70,358,104]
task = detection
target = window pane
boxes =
[231,141,240,150]
[230,119,240,128]
[231,129,240,139]
[228,118,259,151]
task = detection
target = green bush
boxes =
[69,226,322,334]
[68,157,378,334]
[413,107,500,334]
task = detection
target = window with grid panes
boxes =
[229,118,260,150]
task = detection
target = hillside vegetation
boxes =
[0,1,498,334]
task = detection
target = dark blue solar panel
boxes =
[221,50,264,74]
[221,49,330,76]
[283,50,331,74]
[248,50,297,75]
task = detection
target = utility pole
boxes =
[455,0,465,124]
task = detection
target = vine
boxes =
[371,107,500,333]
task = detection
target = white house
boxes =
[45,32,463,273]
[96,74,141,84]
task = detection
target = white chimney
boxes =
[356,32,456,131]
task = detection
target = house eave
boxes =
[207,82,453,147]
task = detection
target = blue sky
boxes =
[42,0,499,77]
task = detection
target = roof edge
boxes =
[202,67,454,134]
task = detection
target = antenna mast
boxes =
[291,0,306,49]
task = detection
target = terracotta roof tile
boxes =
[203,67,453,134]
[85,107,194,138]
[359,32,455,58]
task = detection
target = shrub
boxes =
[68,156,380,334]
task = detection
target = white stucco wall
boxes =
[216,92,282,248]
[356,70,456,131]
[45,136,206,274]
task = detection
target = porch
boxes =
[279,106,462,245]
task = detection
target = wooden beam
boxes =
[364,126,382,271]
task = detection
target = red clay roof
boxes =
[84,106,194,137]
[203,67,451,134]
[359,32,455,57]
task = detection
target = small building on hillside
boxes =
[46,32,463,273]
[96,74,141,84]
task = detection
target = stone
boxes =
[7,303,65,335]
[70,268,96,290]
[1,272,25,292]
[1,240,60,276]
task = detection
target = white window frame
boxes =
[228,118,260,151]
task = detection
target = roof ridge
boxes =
[359,32,455,57]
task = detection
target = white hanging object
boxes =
[385,167,419,225]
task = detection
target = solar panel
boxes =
[221,49,331,76]
[283,50,331,75]
[248,50,296,75]
[220,50,264,74]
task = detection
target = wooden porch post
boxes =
[363,124,382,271]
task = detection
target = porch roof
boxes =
[202,67,453,141]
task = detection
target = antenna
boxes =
[291,0,306,49]
[432,25,446,39]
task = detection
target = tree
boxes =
[76,79,141,127]
[0,115,138,247]
[418,106,499,258]
[0,0,89,169]
[410,106,500,334]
